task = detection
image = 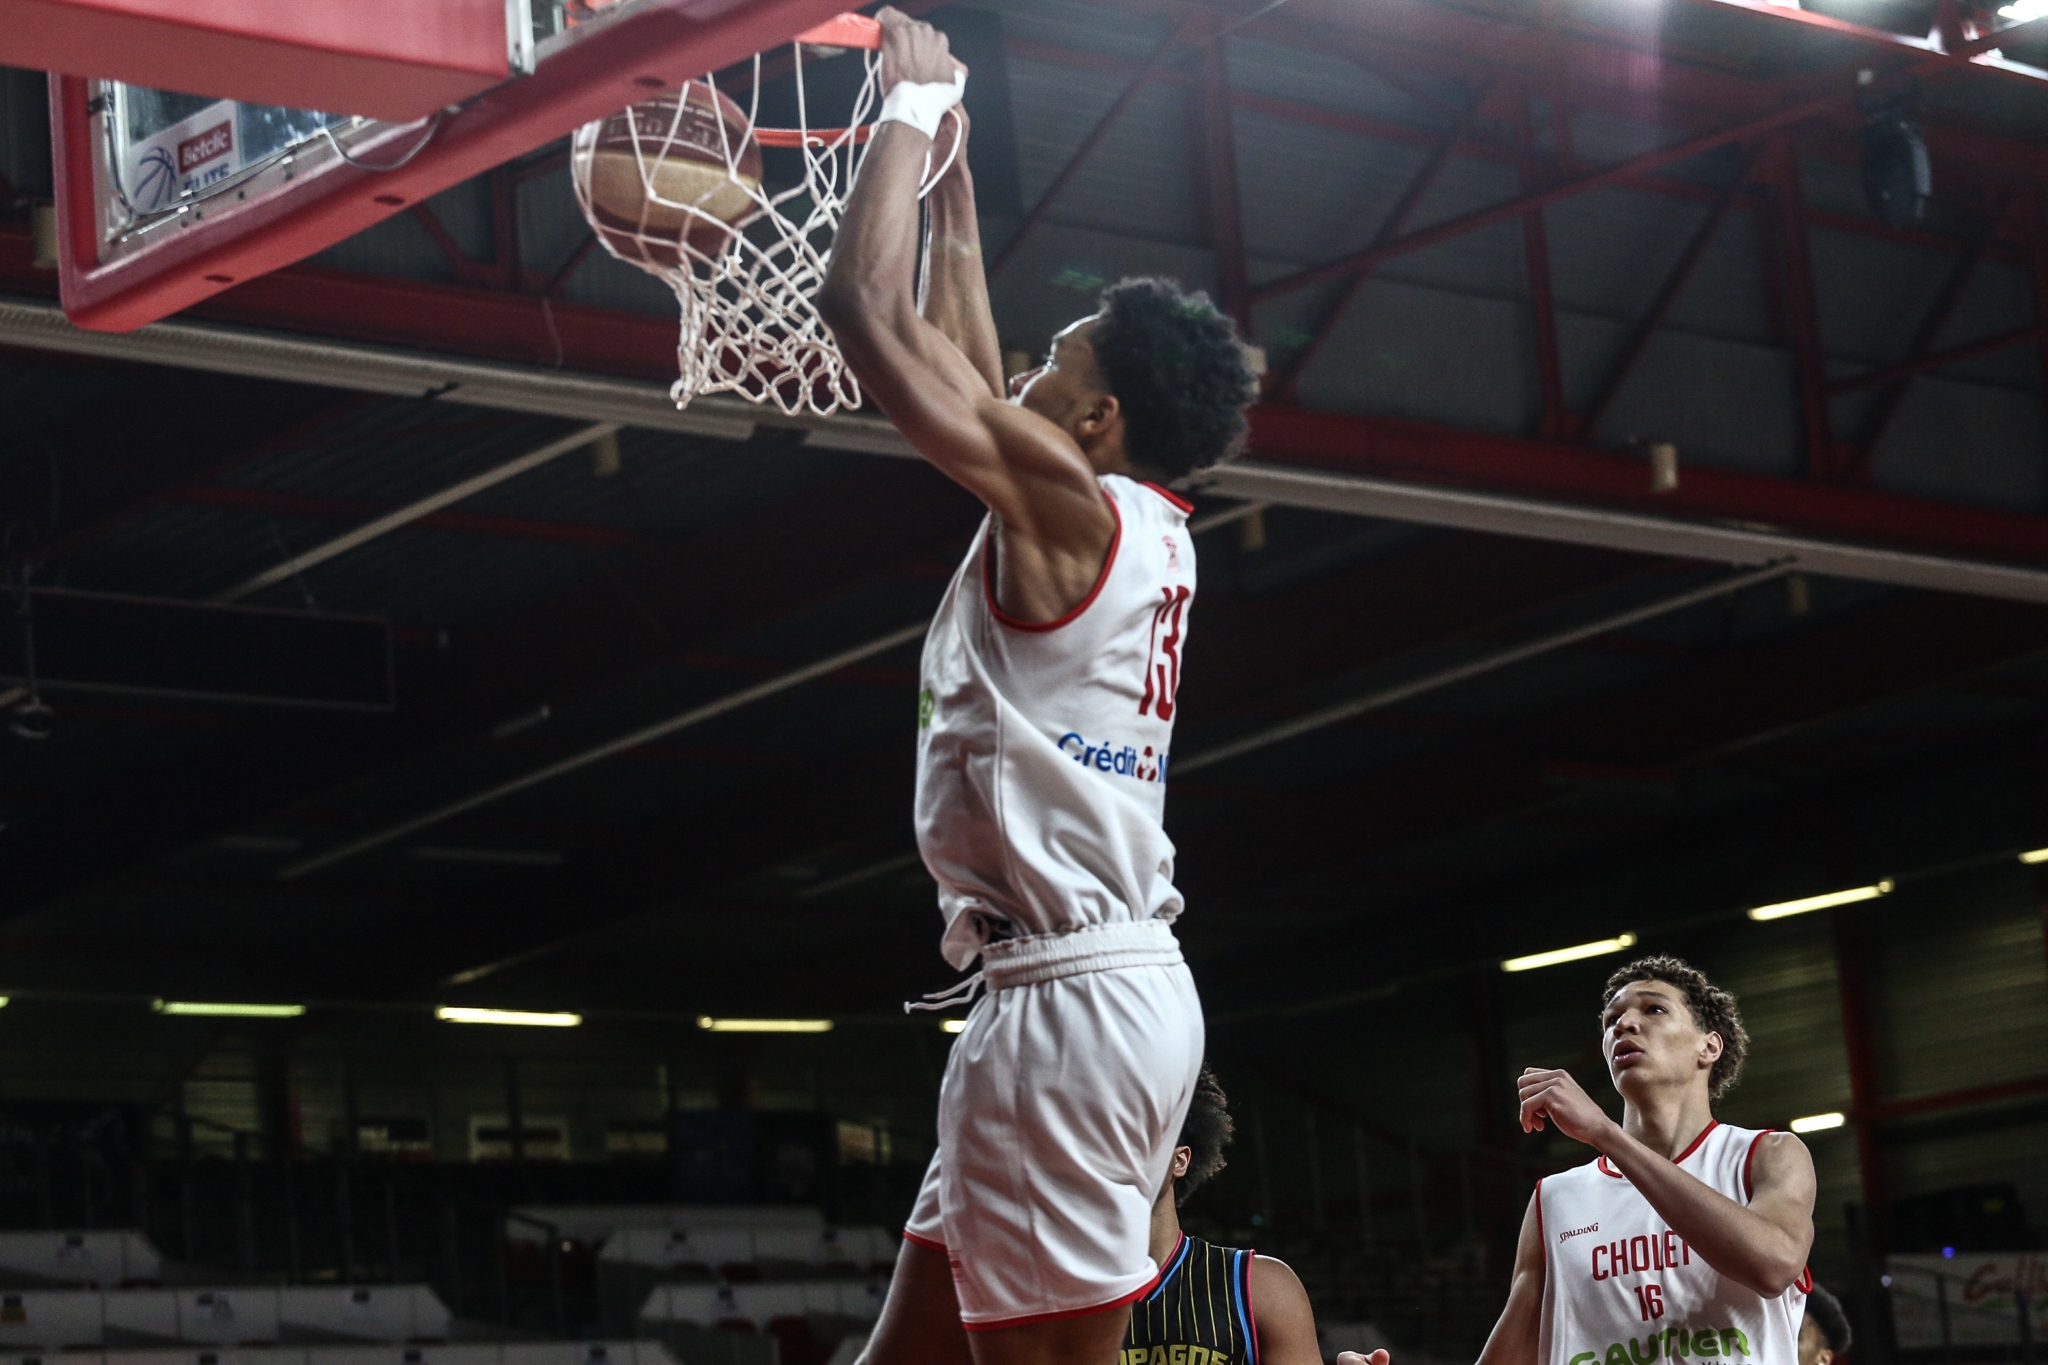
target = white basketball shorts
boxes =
[903,919,1204,1331]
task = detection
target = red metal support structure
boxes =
[490,167,522,292]
[1515,87,1568,439]
[1765,135,1839,480]
[1580,144,1764,439]
[1011,35,2030,267]
[1274,81,1496,399]
[1196,28,1251,333]
[1847,199,2008,480]
[988,15,1202,279]
[1235,15,2048,317]
[1830,323,2043,393]
[2030,197,2048,467]
[408,205,489,289]
[1832,908,1890,1210]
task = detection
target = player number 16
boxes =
[1633,1284,1666,1321]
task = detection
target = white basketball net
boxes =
[571,43,959,417]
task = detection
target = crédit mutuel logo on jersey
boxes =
[1057,732,1168,783]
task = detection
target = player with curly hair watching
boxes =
[818,10,1258,1365]
[1342,956,1816,1365]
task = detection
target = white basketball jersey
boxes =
[1537,1123,1810,1365]
[914,474,1194,970]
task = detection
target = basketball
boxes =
[574,81,763,270]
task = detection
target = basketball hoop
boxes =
[571,12,961,417]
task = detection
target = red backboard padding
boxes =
[52,0,859,333]
[0,0,511,121]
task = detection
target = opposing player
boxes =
[817,9,1258,1365]
[1797,1284,1851,1365]
[1125,1067,1365,1365]
[1342,956,1815,1365]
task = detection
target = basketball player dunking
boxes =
[818,10,1258,1365]
[1341,956,1815,1365]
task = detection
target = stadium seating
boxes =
[0,1233,161,1288]
[0,1285,451,1349]
[635,1281,882,1331]
[0,1341,674,1365]
[595,1222,893,1276]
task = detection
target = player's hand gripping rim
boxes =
[877,6,968,91]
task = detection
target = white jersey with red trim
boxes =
[1537,1122,1809,1365]
[915,473,1195,970]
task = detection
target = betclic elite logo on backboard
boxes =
[125,99,242,212]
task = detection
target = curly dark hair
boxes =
[1089,278,1258,481]
[1803,1283,1853,1356]
[1600,955,1750,1101]
[1174,1066,1234,1206]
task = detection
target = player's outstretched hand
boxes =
[877,6,968,90]
[1517,1066,1617,1146]
[1336,1351,1392,1365]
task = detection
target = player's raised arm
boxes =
[817,10,1110,581]
[921,109,1004,399]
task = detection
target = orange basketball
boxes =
[577,82,763,270]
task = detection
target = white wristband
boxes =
[878,71,966,140]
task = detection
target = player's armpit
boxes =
[1472,1191,1544,1365]
[1248,1256,1323,1365]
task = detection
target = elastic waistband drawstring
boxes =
[904,971,985,1014]
[904,919,1182,1013]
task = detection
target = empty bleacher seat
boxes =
[509,1207,822,1246]
[103,1291,180,1344]
[174,1290,282,1346]
[0,1290,107,1349]
[637,1281,881,1333]
[5,1341,678,1365]
[0,1234,161,1290]
[278,1287,450,1343]
[599,1222,894,1275]
[0,1288,451,1350]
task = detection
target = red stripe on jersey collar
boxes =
[1597,1120,1720,1178]
[1141,481,1194,513]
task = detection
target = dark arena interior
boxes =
[0,1,2044,1364]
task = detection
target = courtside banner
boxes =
[1887,1254,2046,1349]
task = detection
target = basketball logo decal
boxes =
[134,146,179,211]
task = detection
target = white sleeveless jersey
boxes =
[914,474,1194,970]
[1537,1122,1810,1365]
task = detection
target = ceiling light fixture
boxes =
[1746,879,1893,922]
[940,1019,966,1035]
[2019,846,2048,865]
[1790,1111,1846,1134]
[436,1006,581,1027]
[155,1000,306,1018]
[1501,932,1639,973]
[696,1017,833,1033]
